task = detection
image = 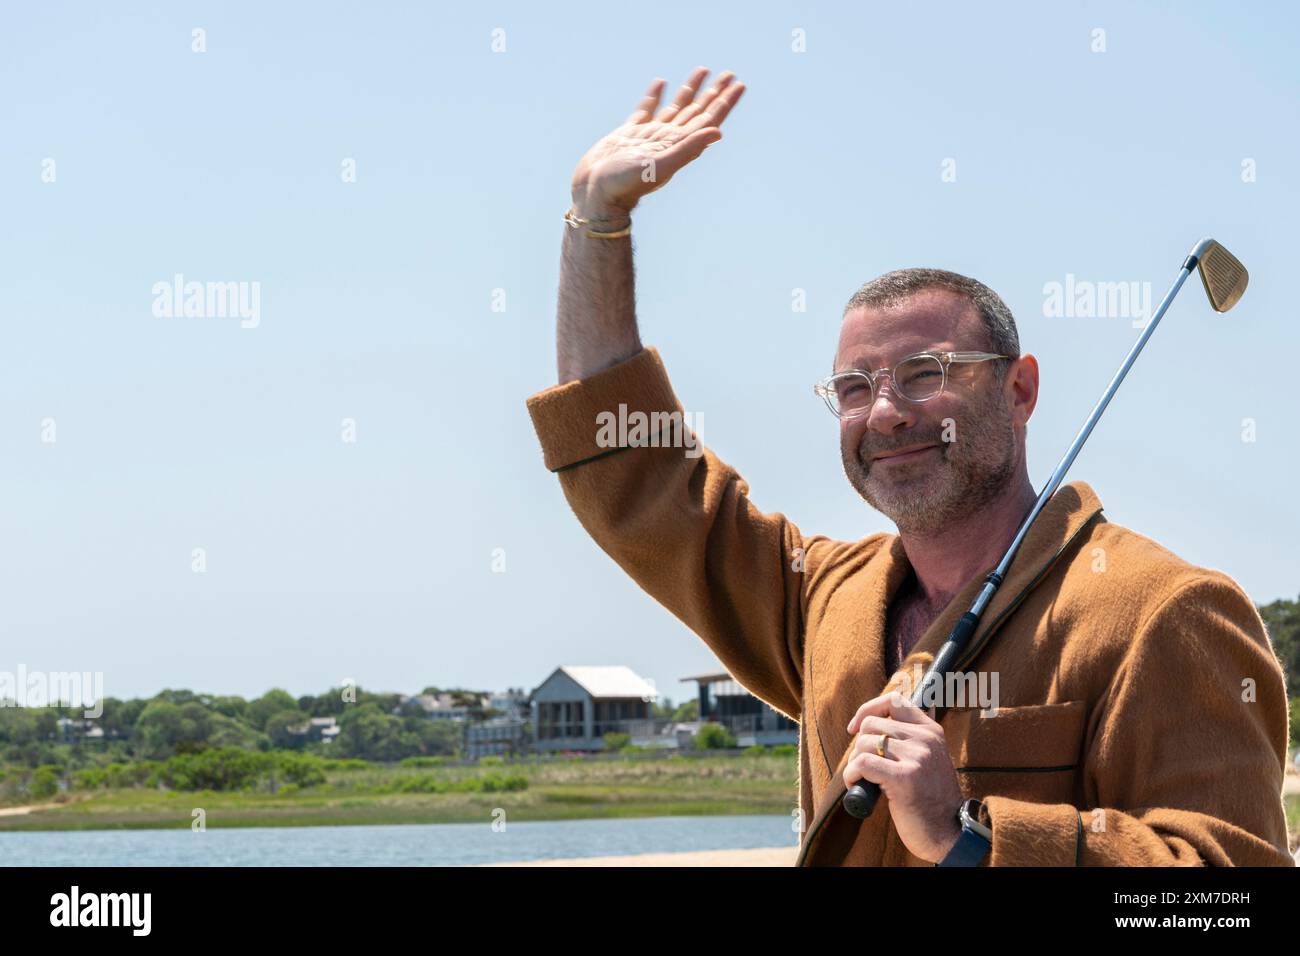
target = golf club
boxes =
[842,237,1249,820]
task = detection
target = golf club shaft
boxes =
[841,256,1198,820]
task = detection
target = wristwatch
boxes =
[936,798,992,866]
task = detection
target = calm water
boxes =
[1,814,795,866]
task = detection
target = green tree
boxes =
[266,711,308,750]
[1259,596,1299,697]
[30,765,61,800]
[396,697,431,719]
[134,701,184,759]
[209,696,249,721]
[246,689,300,732]
[336,704,417,761]
[95,697,145,740]
[205,712,266,751]
[0,708,42,746]
[651,697,675,718]
[406,718,462,757]
[178,702,214,745]
[298,689,352,717]
[154,688,201,706]
[134,700,212,758]
[673,699,700,721]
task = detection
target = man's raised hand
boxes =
[570,66,746,220]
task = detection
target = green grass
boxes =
[0,753,800,831]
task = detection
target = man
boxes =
[525,67,1294,866]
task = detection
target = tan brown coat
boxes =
[527,347,1294,866]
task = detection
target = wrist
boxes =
[935,798,992,867]
[932,817,964,864]
[569,192,634,225]
[564,203,633,239]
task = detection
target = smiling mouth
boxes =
[870,444,940,465]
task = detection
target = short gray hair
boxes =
[842,268,1020,378]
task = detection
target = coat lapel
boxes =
[805,536,909,784]
[798,480,1105,865]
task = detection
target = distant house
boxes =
[465,718,530,759]
[681,671,798,747]
[54,717,108,747]
[55,716,80,741]
[309,716,340,744]
[530,666,664,753]
[286,715,340,745]
[400,692,488,721]
[487,688,530,722]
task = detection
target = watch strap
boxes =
[936,825,992,866]
[937,799,992,866]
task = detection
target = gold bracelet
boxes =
[564,206,632,239]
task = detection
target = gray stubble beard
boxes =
[841,391,1018,537]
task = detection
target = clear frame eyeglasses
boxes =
[813,351,1012,420]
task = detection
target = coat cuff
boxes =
[525,347,683,472]
[982,797,1081,867]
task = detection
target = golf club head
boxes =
[1190,238,1248,312]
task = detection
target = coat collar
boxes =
[797,479,1105,866]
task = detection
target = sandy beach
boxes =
[481,846,798,867]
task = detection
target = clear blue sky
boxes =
[2,2,1296,707]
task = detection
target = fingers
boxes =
[626,77,666,125]
[843,750,903,789]
[671,70,733,125]
[855,715,920,743]
[847,691,927,734]
[679,80,745,133]
[655,66,711,123]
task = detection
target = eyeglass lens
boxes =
[833,354,944,414]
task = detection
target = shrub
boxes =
[319,758,369,772]
[275,753,326,788]
[159,748,271,791]
[401,756,448,768]
[478,773,527,793]
[30,765,61,800]
[73,767,108,791]
[693,723,737,750]
[601,732,631,752]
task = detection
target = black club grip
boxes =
[843,779,882,818]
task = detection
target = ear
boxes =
[1005,354,1038,428]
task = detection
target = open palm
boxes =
[571,67,746,215]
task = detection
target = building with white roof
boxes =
[529,665,663,753]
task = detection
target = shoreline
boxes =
[2,768,1295,838]
[480,846,798,866]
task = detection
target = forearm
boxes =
[980,574,1294,867]
[526,347,835,721]
[556,203,641,384]
[980,797,1294,866]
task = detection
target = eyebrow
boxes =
[835,350,914,374]
[835,346,962,374]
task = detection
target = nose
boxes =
[862,375,919,436]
